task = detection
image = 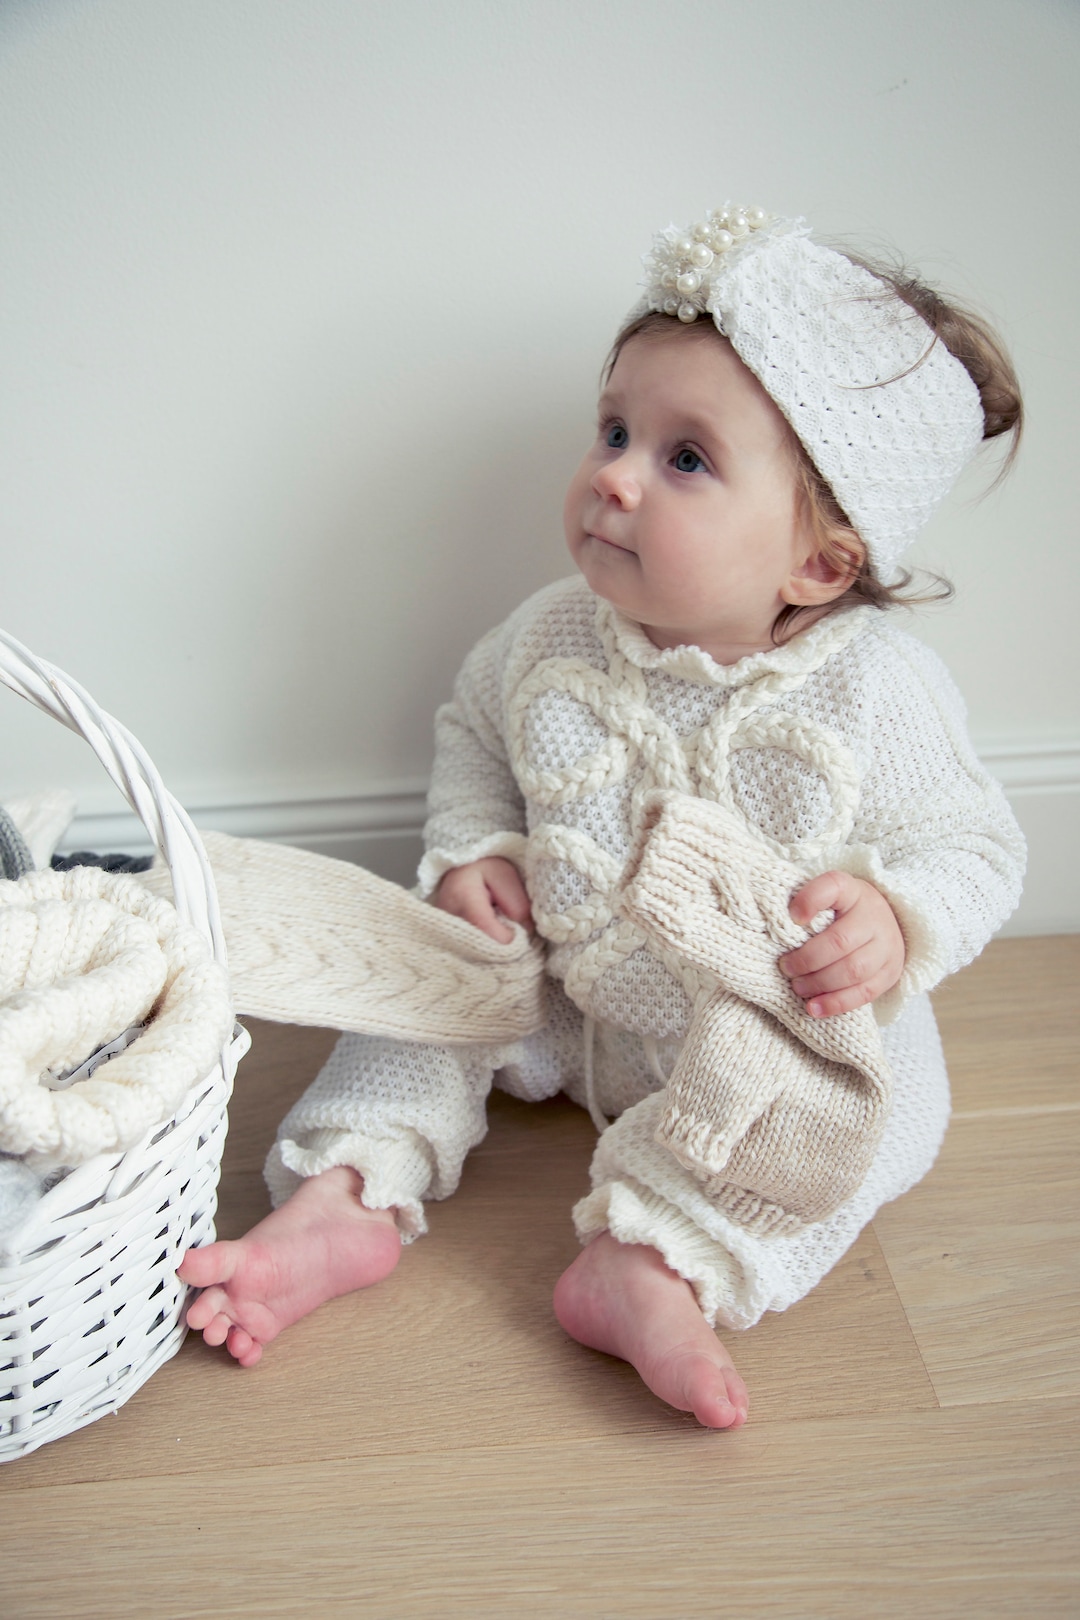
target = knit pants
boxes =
[264,982,949,1331]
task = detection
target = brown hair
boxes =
[605,261,1023,644]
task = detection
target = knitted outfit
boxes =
[268,576,1024,1329]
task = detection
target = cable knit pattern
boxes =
[0,866,232,1169]
[573,992,950,1327]
[621,792,892,1231]
[277,576,1023,1314]
[423,579,1022,1025]
[142,829,547,1045]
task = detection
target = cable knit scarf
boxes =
[141,830,549,1045]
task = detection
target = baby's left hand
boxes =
[780,871,906,1018]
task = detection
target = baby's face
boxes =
[563,324,810,665]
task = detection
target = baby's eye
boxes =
[604,422,629,450]
[673,447,705,473]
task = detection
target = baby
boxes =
[179,204,1025,1428]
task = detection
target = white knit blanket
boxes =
[0,866,233,1170]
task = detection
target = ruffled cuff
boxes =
[264,1126,434,1241]
[572,1179,772,1331]
[416,832,529,900]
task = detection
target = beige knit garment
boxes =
[142,830,547,1044]
[621,792,894,1235]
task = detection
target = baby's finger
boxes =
[786,942,883,1001]
[443,880,513,942]
[469,896,515,942]
[780,915,874,980]
[787,869,856,927]
[804,980,881,1019]
[486,865,533,928]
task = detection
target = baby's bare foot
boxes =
[553,1233,748,1428]
[178,1166,401,1367]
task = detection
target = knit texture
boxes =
[636,216,986,578]
[266,1031,499,1236]
[0,866,232,1169]
[3,790,77,871]
[276,577,1022,1277]
[573,990,950,1328]
[621,792,893,1232]
[0,806,34,881]
[423,579,1024,1034]
[142,830,548,1044]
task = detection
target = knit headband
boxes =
[631,205,986,578]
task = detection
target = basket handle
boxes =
[0,628,228,969]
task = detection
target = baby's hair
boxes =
[605,257,1023,644]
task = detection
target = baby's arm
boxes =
[419,617,530,901]
[781,872,905,1018]
[434,856,533,943]
[781,627,1025,1021]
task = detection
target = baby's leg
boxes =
[182,1028,500,1366]
[553,1234,748,1429]
[179,1166,400,1367]
[560,997,951,1420]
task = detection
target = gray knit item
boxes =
[0,806,34,881]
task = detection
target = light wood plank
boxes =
[0,1405,1075,1620]
[2,941,1074,1617]
[0,1088,932,1493]
[932,935,1080,1114]
[873,1107,1080,1405]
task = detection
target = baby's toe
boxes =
[177,1240,236,1289]
[722,1367,749,1427]
[199,1310,236,1349]
[695,1382,746,1430]
[185,1285,226,1332]
[227,1325,263,1368]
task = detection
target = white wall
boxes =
[1,0,1077,932]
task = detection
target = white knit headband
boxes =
[631,205,986,578]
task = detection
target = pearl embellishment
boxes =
[642,203,773,324]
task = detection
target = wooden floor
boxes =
[1,935,1077,1618]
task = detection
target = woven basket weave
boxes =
[0,629,248,1461]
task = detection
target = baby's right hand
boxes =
[433,857,533,944]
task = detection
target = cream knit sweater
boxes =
[420,579,1022,1007]
[271,577,1024,1326]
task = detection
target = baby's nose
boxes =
[593,458,642,507]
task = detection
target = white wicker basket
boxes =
[0,629,248,1461]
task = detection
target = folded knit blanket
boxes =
[0,866,233,1170]
[621,792,894,1235]
[141,831,548,1045]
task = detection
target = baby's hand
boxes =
[433,857,534,944]
[780,871,905,1018]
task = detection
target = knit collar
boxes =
[595,594,876,689]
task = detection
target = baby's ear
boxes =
[783,536,863,606]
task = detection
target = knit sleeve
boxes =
[417,616,528,898]
[835,626,1025,1020]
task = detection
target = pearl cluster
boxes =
[645,204,773,323]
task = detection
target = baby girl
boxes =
[179,203,1024,1428]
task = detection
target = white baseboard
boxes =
[58,744,1080,935]
[975,743,1080,936]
